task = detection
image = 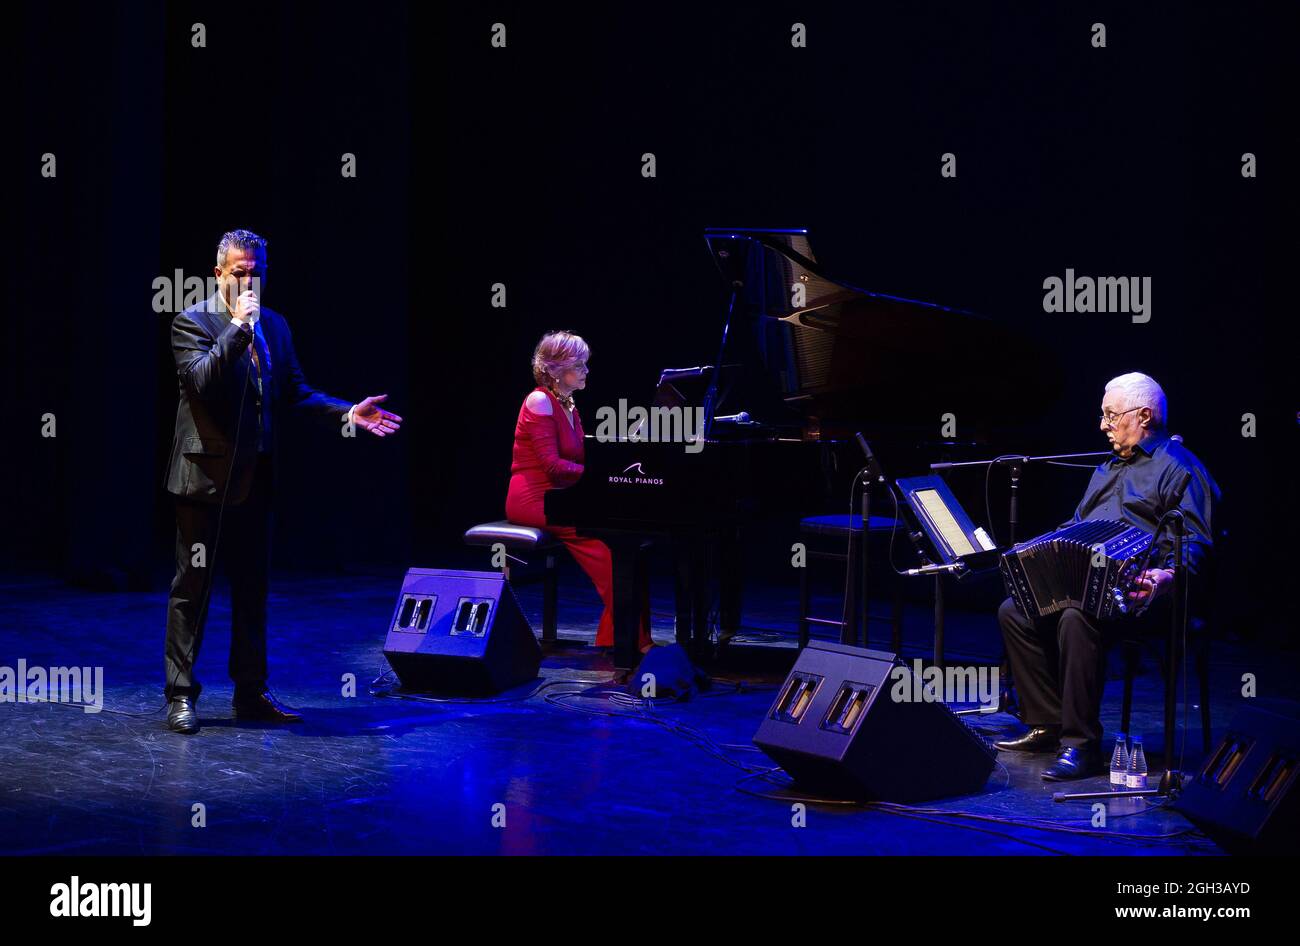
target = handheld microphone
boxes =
[713,411,751,425]
[904,562,966,577]
[854,432,885,483]
[239,274,261,326]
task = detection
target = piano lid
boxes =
[700,228,1054,442]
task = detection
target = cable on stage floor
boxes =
[734,766,1211,852]
[541,683,1211,852]
[367,667,595,704]
[12,694,166,719]
[365,660,1211,853]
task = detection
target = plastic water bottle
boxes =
[1126,736,1148,790]
[1109,733,1130,790]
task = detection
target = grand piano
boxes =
[546,228,1048,669]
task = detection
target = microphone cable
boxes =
[160,311,255,714]
[53,318,255,721]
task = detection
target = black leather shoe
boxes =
[233,689,303,723]
[167,696,199,734]
[993,726,1060,753]
[1041,744,1104,781]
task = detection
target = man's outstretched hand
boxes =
[353,394,403,438]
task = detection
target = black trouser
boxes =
[998,596,1166,748]
[164,453,274,701]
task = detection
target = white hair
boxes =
[1105,372,1166,428]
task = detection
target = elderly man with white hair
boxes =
[994,372,1218,781]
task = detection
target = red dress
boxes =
[506,387,652,649]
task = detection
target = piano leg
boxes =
[672,533,716,660]
[673,540,693,649]
[691,539,710,657]
[719,526,743,643]
[604,534,649,670]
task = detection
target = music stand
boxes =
[886,476,1001,686]
[894,475,1001,569]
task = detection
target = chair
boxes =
[462,521,562,641]
[797,514,904,650]
[1119,478,1224,756]
[1119,617,1213,753]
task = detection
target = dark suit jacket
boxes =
[165,294,352,505]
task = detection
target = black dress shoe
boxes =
[993,726,1060,753]
[233,689,303,723]
[167,696,199,734]
[1041,744,1104,781]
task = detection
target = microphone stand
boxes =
[849,434,886,648]
[1160,511,1188,794]
[930,451,1112,544]
[1053,507,1191,804]
[700,286,738,441]
[930,450,1111,710]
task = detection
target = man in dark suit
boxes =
[993,372,1216,780]
[163,229,402,734]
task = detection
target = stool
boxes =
[463,521,562,641]
[797,514,904,650]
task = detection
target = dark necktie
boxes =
[247,324,270,392]
[245,323,273,452]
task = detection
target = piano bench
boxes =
[797,514,905,652]
[462,521,563,642]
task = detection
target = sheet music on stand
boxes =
[894,475,1002,574]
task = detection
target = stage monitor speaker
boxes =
[382,568,541,695]
[1172,706,1299,854]
[753,641,997,802]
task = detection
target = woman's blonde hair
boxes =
[531,331,590,387]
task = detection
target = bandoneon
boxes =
[1000,519,1154,620]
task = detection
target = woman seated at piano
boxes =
[506,331,654,653]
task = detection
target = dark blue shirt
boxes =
[1066,431,1218,575]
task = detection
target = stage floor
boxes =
[1,566,1290,856]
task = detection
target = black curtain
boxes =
[13,2,1295,643]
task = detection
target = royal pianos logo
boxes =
[608,461,665,487]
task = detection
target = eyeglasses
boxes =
[1099,406,1142,428]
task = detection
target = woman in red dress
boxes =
[506,331,654,652]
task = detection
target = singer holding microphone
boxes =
[993,373,1217,780]
[162,230,402,734]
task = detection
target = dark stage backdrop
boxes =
[12,3,1296,641]
[429,2,1295,640]
[15,0,412,586]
